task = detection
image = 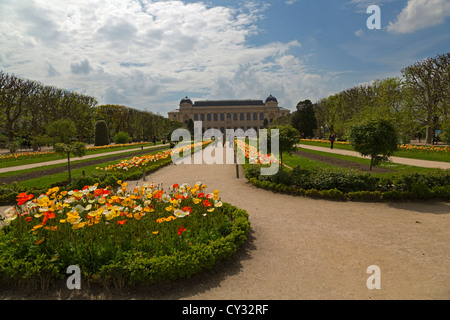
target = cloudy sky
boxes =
[0,0,449,115]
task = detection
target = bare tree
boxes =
[402,52,449,144]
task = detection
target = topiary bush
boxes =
[94,120,110,146]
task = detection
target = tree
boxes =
[187,118,194,139]
[402,52,449,144]
[349,118,399,172]
[264,124,301,165]
[48,119,86,183]
[94,120,110,146]
[291,100,318,138]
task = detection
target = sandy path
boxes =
[123,144,450,300]
[1,144,449,299]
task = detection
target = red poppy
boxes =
[42,211,56,225]
[172,184,179,189]
[17,192,34,205]
[25,217,32,222]
[182,206,192,213]
[178,226,187,235]
[202,199,212,207]
[117,220,127,225]
[197,193,204,198]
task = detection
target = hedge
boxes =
[0,202,250,290]
[245,165,450,202]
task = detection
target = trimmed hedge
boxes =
[0,202,250,290]
[245,165,450,202]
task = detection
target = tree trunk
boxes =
[370,157,374,172]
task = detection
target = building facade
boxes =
[168,95,290,133]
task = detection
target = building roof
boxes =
[194,100,265,107]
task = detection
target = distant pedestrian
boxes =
[417,132,422,143]
[328,132,336,149]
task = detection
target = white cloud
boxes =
[388,0,450,33]
[0,0,326,113]
[285,0,299,5]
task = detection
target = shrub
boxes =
[114,131,130,144]
[94,120,110,146]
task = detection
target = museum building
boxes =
[168,95,290,133]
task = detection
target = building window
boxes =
[233,113,238,121]
[194,114,198,121]
[240,113,244,121]
[207,113,211,121]
[246,113,251,120]
[227,113,231,119]
[200,114,205,121]
[214,113,218,121]
[253,113,257,120]
[220,113,225,121]
[260,112,264,120]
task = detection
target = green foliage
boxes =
[0,201,250,290]
[47,119,77,145]
[94,120,110,146]
[262,124,301,164]
[291,100,318,138]
[244,164,450,201]
[114,131,130,144]
[441,119,450,144]
[349,118,399,171]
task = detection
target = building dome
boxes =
[265,94,278,103]
[180,96,193,105]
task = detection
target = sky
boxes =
[0,0,449,116]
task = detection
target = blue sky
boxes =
[0,0,449,116]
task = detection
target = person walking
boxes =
[328,132,336,149]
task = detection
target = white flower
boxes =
[174,209,186,218]
[162,194,170,203]
[73,204,85,213]
[214,201,223,208]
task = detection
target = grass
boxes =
[297,140,449,162]
[283,147,438,178]
[0,142,163,169]
[0,145,169,178]
[10,148,171,190]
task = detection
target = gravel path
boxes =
[1,144,449,299]
[123,144,449,300]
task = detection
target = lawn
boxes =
[11,148,171,190]
[298,140,449,162]
[283,147,438,178]
[0,142,163,169]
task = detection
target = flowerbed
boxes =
[0,182,250,290]
[96,141,212,172]
[0,142,151,163]
[300,139,449,154]
[397,144,449,153]
[235,139,279,165]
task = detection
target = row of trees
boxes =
[0,71,182,152]
[283,52,450,144]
